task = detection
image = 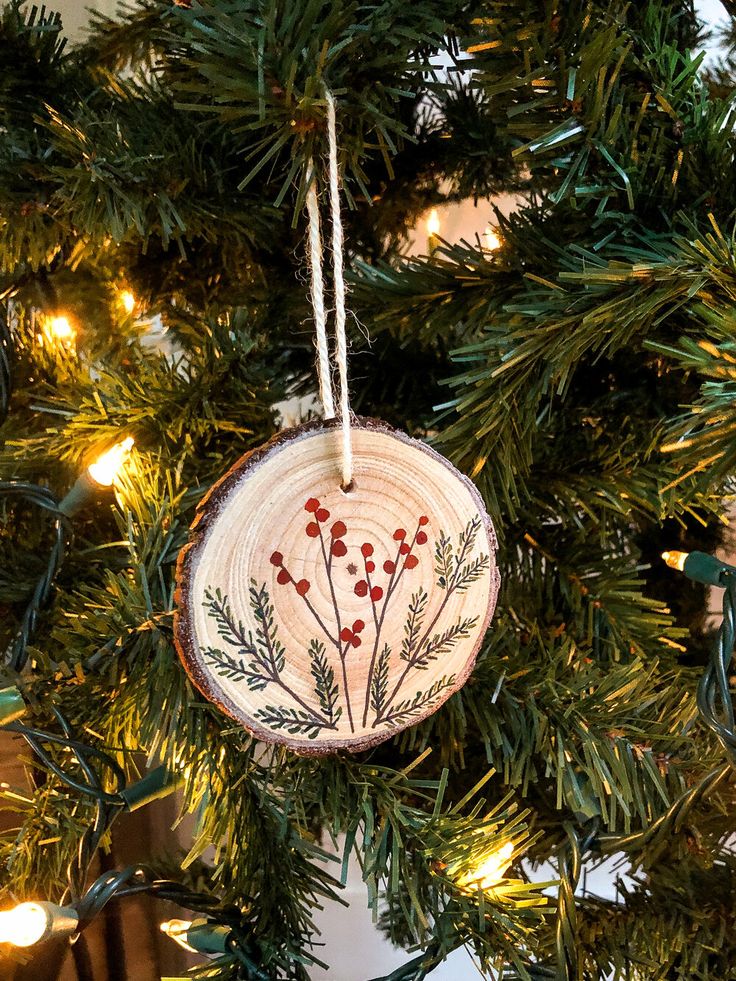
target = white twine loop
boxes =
[305,90,353,490]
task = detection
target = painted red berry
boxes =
[399,543,411,555]
[355,580,368,597]
[370,586,383,602]
[352,619,365,633]
[384,560,396,574]
[277,569,291,585]
[361,543,374,558]
[305,498,320,513]
[331,520,347,539]
[270,551,283,566]
[316,508,330,522]
[351,635,362,648]
[393,528,406,541]
[416,531,428,545]
[366,560,375,573]
[405,555,419,570]
[296,579,311,596]
[419,515,429,526]
[340,627,354,643]
[306,522,320,538]
[331,540,348,557]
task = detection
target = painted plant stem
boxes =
[363,564,382,724]
[361,519,425,727]
[374,590,454,726]
[373,518,487,726]
[317,521,355,731]
[249,585,337,728]
[278,559,339,647]
[205,588,335,730]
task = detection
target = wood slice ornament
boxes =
[175,418,500,754]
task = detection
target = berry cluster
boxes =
[269,550,311,596]
[305,498,348,557]
[340,619,365,649]
[354,544,383,601]
[354,517,429,601]
[270,502,432,667]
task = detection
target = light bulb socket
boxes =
[119,766,183,812]
[0,686,25,725]
[186,921,232,954]
[679,551,736,588]
[162,918,232,955]
[57,471,100,518]
[0,902,79,946]
[36,902,79,943]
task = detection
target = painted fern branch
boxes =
[370,644,391,716]
[203,586,256,653]
[451,554,490,593]
[413,616,479,669]
[400,588,429,662]
[203,646,271,690]
[449,516,481,590]
[434,532,454,589]
[255,705,338,739]
[309,639,341,724]
[381,675,457,728]
[249,580,286,677]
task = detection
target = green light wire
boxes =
[0,482,68,672]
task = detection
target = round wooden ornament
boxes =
[175,418,499,754]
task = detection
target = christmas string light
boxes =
[42,314,76,349]
[87,436,135,487]
[0,685,26,725]
[0,901,79,947]
[0,434,135,670]
[455,840,514,892]
[2,702,181,900]
[483,225,502,252]
[662,549,736,760]
[160,918,231,954]
[59,436,135,517]
[120,290,136,314]
[7,864,271,980]
[426,208,441,255]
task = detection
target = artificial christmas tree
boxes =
[2,0,736,977]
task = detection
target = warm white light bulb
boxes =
[426,208,441,237]
[0,902,49,947]
[121,290,136,314]
[457,840,514,892]
[88,437,135,487]
[662,550,688,572]
[43,315,76,347]
[160,919,196,953]
[484,225,502,252]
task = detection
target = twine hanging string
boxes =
[305,90,353,491]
